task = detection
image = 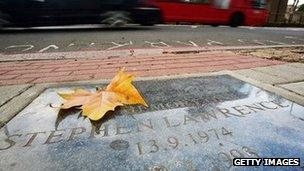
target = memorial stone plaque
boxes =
[0,75,303,170]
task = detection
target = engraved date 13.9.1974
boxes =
[135,127,233,155]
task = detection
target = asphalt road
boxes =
[1,24,304,54]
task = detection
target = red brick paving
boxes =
[0,52,285,86]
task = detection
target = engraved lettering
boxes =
[137,119,154,132]
[259,101,278,109]
[188,133,198,144]
[44,130,65,144]
[208,129,220,139]
[90,125,109,138]
[167,137,179,149]
[23,132,46,147]
[68,127,86,141]
[198,131,209,142]
[148,140,159,153]
[176,101,185,108]
[171,102,181,108]
[129,106,136,113]
[0,134,22,150]
[244,104,265,113]
[163,117,181,128]
[136,142,144,155]
[183,115,199,125]
[189,100,200,107]
[150,104,166,111]
[156,103,166,110]
[116,124,132,135]
[271,101,289,108]
[199,110,218,122]
[218,108,244,117]
[231,106,251,115]
[211,97,221,103]
[135,105,144,112]
[163,102,171,108]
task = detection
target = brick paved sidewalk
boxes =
[0,51,284,86]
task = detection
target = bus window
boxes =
[213,0,230,9]
[252,0,266,9]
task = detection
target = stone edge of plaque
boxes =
[1,70,304,129]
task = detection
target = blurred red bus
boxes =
[153,0,268,27]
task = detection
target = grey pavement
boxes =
[235,63,304,97]
[281,82,304,96]
[0,84,31,107]
[1,25,304,54]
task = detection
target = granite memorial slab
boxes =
[0,75,303,170]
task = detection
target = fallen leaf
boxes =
[106,69,148,107]
[58,88,95,109]
[81,91,123,121]
[57,69,148,121]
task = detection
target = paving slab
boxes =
[280,82,304,96]
[234,69,287,85]
[236,63,304,85]
[251,65,304,83]
[0,75,303,170]
[287,63,304,69]
[282,63,304,74]
[0,85,31,107]
[0,84,45,128]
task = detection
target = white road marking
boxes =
[242,26,304,31]
[237,39,245,43]
[5,45,34,52]
[207,39,223,46]
[285,36,294,39]
[145,41,171,47]
[284,36,304,42]
[3,38,299,53]
[253,40,266,45]
[2,44,304,60]
[107,41,133,50]
[67,43,75,47]
[38,45,59,52]
[266,40,286,45]
[175,41,199,47]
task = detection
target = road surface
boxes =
[1,24,304,54]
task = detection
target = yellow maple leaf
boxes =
[58,69,148,121]
[58,88,95,109]
[81,91,123,121]
[106,69,148,107]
